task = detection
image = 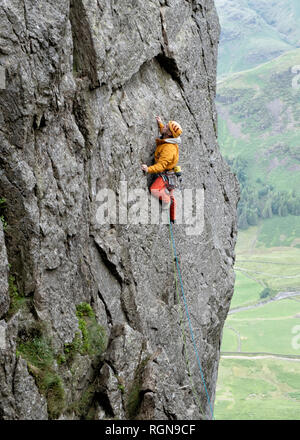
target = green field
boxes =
[235,216,300,253]
[234,216,300,292]
[215,358,300,420]
[215,217,300,419]
[224,299,300,355]
[257,215,300,248]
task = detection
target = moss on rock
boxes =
[16,324,65,419]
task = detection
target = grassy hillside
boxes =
[215,0,300,78]
[216,49,300,230]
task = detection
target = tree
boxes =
[238,210,249,229]
[259,287,275,299]
[247,208,258,226]
[262,199,273,219]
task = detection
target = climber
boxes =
[141,117,182,223]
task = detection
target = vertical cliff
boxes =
[0,0,239,420]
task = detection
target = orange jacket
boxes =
[148,138,179,174]
[147,120,179,174]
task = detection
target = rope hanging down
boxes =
[168,222,204,416]
[168,217,215,420]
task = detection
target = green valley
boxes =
[215,1,300,420]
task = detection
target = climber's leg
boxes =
[150,176,170,205]
[169,189,176,222]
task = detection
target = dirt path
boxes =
[235,266,300,279]
[229,291,300,315]
[237,259,300,266]
[225,326,241,352]
[221,352,300,362]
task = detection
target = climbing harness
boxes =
[160,166,183,191]
[168,215,215,420]
[160,170,177,190]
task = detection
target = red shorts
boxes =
[150,175,176,221]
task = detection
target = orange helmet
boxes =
[168,120,182,138]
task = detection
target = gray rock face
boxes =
[0,0,239,420]
[0,224,9,319]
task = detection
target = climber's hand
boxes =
[156,116,162,125]
[141,164,148,173]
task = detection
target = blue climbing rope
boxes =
[168,218,215,420]
[168,222,205,416]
